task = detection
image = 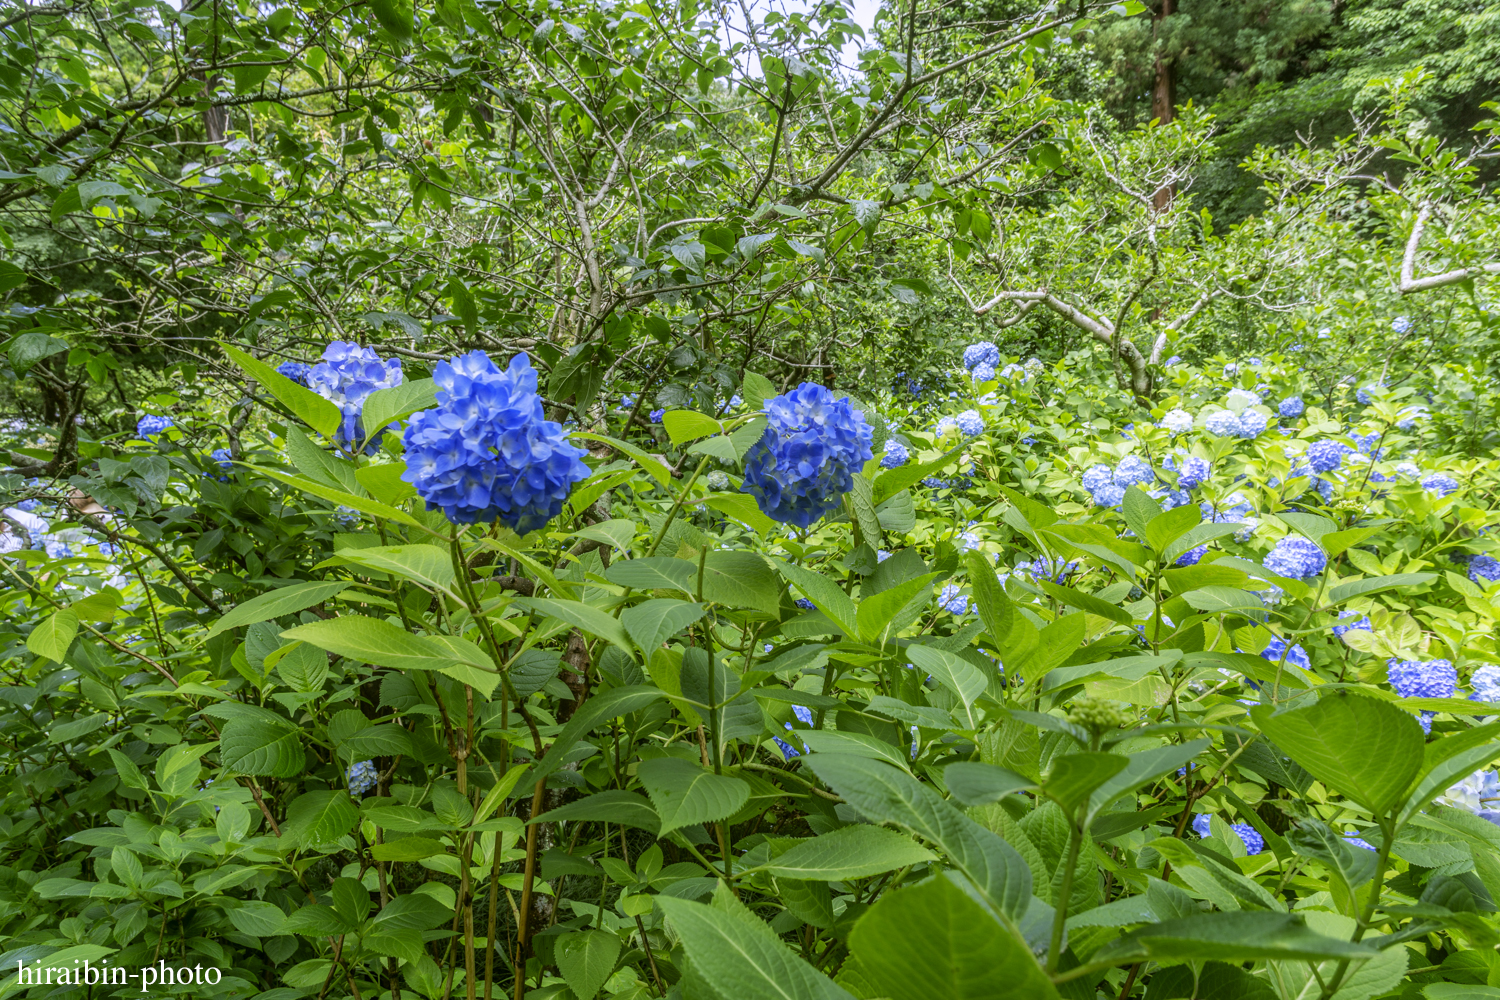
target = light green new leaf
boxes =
[906,644,987,724]
[656,892,855,1000]
[1326,574,1437,605]
[155,743,212,797]
[846,876,1058,1000]
[637,757,749,836]
[1252,694,1423,815]
[662,410,722,445]
[336,544,455,593]
[556,929,622,1000]
[777,560,858,636]
[361,378,438,439]
[702,492,779,535]
[282,616,477,672]
[27,609,78,662]
[857,572,940,643]
[513,597,635,656]
[762,825,936,881]
[701,550,782,614]
[220,342,342,438]
[207,581,351,638]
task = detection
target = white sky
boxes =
[719,0,886,79]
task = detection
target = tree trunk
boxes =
[1151,0,1176,213]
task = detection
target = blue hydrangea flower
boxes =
[1264,536,1327,579]
[962,341,1001,370]
[1469,555,1500,585]
[1082,465,1114,494]
[1237,409,1269,438]
[136,414,173,439]
[877,550,891,563]
[276,361,311,386]
[1114,455,1154,488]
[1387,658,1457,699]
[774,735,801,760]
[972,362,996,383]
[402,351,591,532]
[791,704,815,726]
[211,448,233,471]
[957,529,981,552]
[999,363,1024,379]
[1306,440,1348,474]
[1394,462,1420,479]
[1333,611,1371,638]
[1279,396,1304,418]
[741,383,874,530]
[1469,665,1500,703]
[1423,474,1459,497]
[649,408,665,423]
[1204,410,1240,437]
[1160,409,1193,435]
[1178,457,1211,490]
[938,584,968,615]
[706,470,730,491]
[955,409,985,437]
[1260,637,1310,670]
[1025,557,1078,584]
[1092,482,1126,507]
[934,415,959,440]
[794,598,815,611]
[1226,388,1260,411]
[1191,814,1263,855]
[306,341,405,454]
[333,505,361,529]
[1176,545,1208,566]
[348,760,378,796]
[1223,363,1240,378]
[1344,833,1376,851]
[1391,316,1412,334]
[881,439,909,469]
[1397,405,1427,430]
[1356,384,1379,405]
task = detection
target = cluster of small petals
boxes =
[1092,483,1126,507]
[1306,440,1349,474]
[1160,409,1194,434]
[938,584,968,615]
[1356,383,1379,405]
[1082,465,1114,494]
[137,414,173,439]
[1332,610,1372,638]
[1397,405,1428,430]
[1177,456,1211,490]
[1278,396,1305,418]
[1113,455,1155,488]
[962,341,1001,370]
[794,598,816,611]
[211,448,233,471]
[1023,357,1044,376]
[1226,388,1259,411]
[649,408,665,423]
[276,361,311,385]
[1423,474,1460,496]
[1223,363,1240,378]
[1392,315,1412,334]
[1025,557,1078,584]
[1438,770,1500,823]
[307,341,405,454]
[705,470,730,491]
[1204,410,1241,437]
[1176,544,1208,566]
[1387,658,1457,700]
[934,415,959,439]
[972,362,997,383]
[740,383,873,529]
[1264,536,1327,579]
[881,439,909,469]
[1191,814,1263,854]
[1469,665,1500,703]
[1260,637,1310,670]
[955,409,985,437]
[999,363,1024,379]
[401,351,590,532]
[348,761,378,796]
[1237,409,1269,438]
[1469,555,1500,585]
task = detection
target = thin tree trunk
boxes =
[1151,0,1176,213]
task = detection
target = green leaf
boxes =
[1251,694,1423,814]
[621,599,706,657]
[846,876,1058,1000]
[658,889,854,1000]
[1163,522,1245,564]
[556,929,622,1000]
[1086,739,1209,827]
[701,551,783,615]
[1035,580,1134,625]
[155,743,212,797]
[1326,574,1437,605]
[336,544,456,593]
[27,609,78,662]
[636,757,749,837]
[873,446,965,505]
[369,837,447,862]
[966,551,1016,646]
[943,762,1036,805]
[532,789,661,835]
[573,432,674,490]
[512,597,635,656]
[604,556,696,595]
[1120,486,1163,540]
[856,572,941,644]
[777,560,858,636]
[1426,988,1500,999]
[906,644,987,724]
[703,492,780,534]
[220,717,304,778]
[662,410,722,445]
[227,900,288,937]
[1043,753,1129,815]
[337,724,414,763]
[1094,912,1377,965]
[802,754,1031,922]
[282,616,493,675]
[1400,721,1500,826]
[761,825,936,881]
[741,371,776,410]
[283,790,359,850]
[798,730,913,772]
[220,342,342,438]
[1286,819,1378,899]
[361,379,438,441]
[9,332,69,373]
[1144,504,1202,554]
[527,686,664,788]
[250,466,420,525]
[368,0,413,40]
[207,581,351,639]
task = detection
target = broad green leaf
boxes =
[1252,694,1424,814]
[799,730,913,772]
[336,724,413,762]
[513,597,635,656]
[1035,580,1134,625]
[572,432,673,489]
[369,837,447,862]
[570,518,638,552]
[1286,819,1378,900]
[207,581,350,638]
[1163,522,1245,564]
[155,743,212,797]
[777,560,858,636]
[556,929,622,1000]
[282,790,359,850]
[740,371,776,410]
[702,492,779,535]
[227,900,288,937]
[656,890,854,1000]
[361,379,438,440]
[966,550,1016,645]
[219,717,304,778]
[1326,574,1437,605]
[636,757,749,836]
[943,762,1036,805]
[1043,753,1128,815]
[846,875,1058,1000]
[620,599,706,660]
[857,572,940,644]
[221,342,341,438]
[335,544,455,593]
[761,825,936,881]
[701,551,782,615]
[662,410,722,445]
[604,557,696,595]
[1427,988,1500,999]
[527,687,664,787]
[1094,912,1378,965]
[27,609,78,662]
[282,616,491,674]
[1144,504,1202,554]
[532,789,661,835]
[1321,525,1382,558]
[1264,911,1408,1000]
[802,754,1032,922]
[873,446,965,505]
[1400,721,1500,826]
[907,644,987,723]
[1086,739,1210,827]
[250,466,420,525]
[473,762,531,827]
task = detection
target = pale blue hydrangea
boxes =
[276,361,311,385]
[1394,462,1420,479]
[402,351,591,531]
[955,409,985,436]
[1261,637,1310,670]
[741,383,874,529]
[792,704,815,726]
[1264,536,1327,579]
[307,341,405,454]
[999,363,1024,379]
[962,341,1000,370]
[1439,770,1500,825]
[136,414,173,439]
[1306,440,1349,474]
[1160,409,1194,434]
[1226,388,1260,411]
[705,470,730,491]
[332,506,361,529]
[881,438,909,469]
[938,584,968,615]
[1234,518,1259,543]
[935,415,959,439]
[1333,611,1371,638]
[1469,665,1500,703]
[348,760,378,796]
[1237,410,1269,438]
[1204,410,1241,437]
[1279,396,1304,418]
[1397,406,1427,430]
[877,550,891,563]
[1177,456,1211,490]
[1025,557,1078,584]
[1223,363,1240,378]
[1082,465,1114,494]
[1093,482,1126,507]
[1392,316,1412,334]
[1356,383,1379,405]
[1023,358,1044,377]
[1423,474,1459,497]
[795,598,815,611]
[1387,658,1457,699]
[972,362,997,383]
[1176,545,1208,566]
[1114,455,1155,488]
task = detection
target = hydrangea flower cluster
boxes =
[741,383,873,530]
[1306,440,1348,474]
[1114,455,1154,488]
[1278,396,1304,418]
[794,598,816,611]
[955,409,985,437]
[1392,316,1412,334]
[348,760,378,796]
[1191,814,1264,855]
[937,584,969,615]
[1024,557,1078,584]
[1356,383,1380,405]
[1423,474,1459,497]
[1469,555,1500,585]
[1264,536,1327,579]
[1160,409,1194,435]
[1226,388,1260,411]
[1176,545,1208,566]
[136,414,173,439]
[962,341,1000,371]
[1470,665,1500,703]
[1397,405,1427,430]
[881,439,909,469]
[1332,611,1371,638]
[1260,636,1310,670]
[1387,658,1456,699]
[1177,456,1211,490]
[705,470,730,491]
[1204,408,1266,438]
[1439,770,1500,825]
[276,361,311,386]
[306,341,405,454]
[972,362,996,382]
[649,409,665,423]
[401,351,591,532]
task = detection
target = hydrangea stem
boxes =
[646,455,712,556]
